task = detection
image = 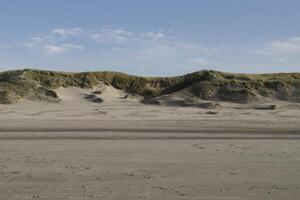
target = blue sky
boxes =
[0,0,299,75]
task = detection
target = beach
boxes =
[0,87,300,199]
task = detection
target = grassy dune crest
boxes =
[0,69,299,104]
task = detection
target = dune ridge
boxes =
[0,69,300,105]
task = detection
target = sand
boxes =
[0,87,300,199]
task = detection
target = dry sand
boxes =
[0,87,300,199]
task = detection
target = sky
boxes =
[0,0,300,76]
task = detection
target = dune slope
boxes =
[0,69,299,104]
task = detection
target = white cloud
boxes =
[51,27,168,44]
[5,27,300,74]
[141,32,164,40]
[44,45,67,54]
[24,37,50,48]
[90,28,133,44]
[24,32,83,55]
[188,58,209,65]
[255,37,300,55]
[20,27,221,73]
[52,27,135,44]
[44,44,83,54]
[268,41,300,53]
[63,44,83,50]
[52,27,84,37]
[51,28,181,57]
[272,58,287,63]
[134,44,174,58]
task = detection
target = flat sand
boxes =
[0,87,299,199]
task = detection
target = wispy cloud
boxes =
[44,44,83,54]
[51,27,135,45]
[255,37,300,55]
[50,27,172,45]
[89,28,133,44]
[24,27,213,61]
[16,27,300,74]
[52,27,84,37]
[44,45,66,54]
[25,34,83,55]
[141,32,164,40]
[188,58,209,65]
[12,26,223,75]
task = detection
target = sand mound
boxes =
[54,85,138,104]
[55,87,87,103]
[98,85,127,102]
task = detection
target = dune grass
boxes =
[0,69,299,104]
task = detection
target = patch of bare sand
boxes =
[55,85,135,104]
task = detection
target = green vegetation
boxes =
[0,69,299,104]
